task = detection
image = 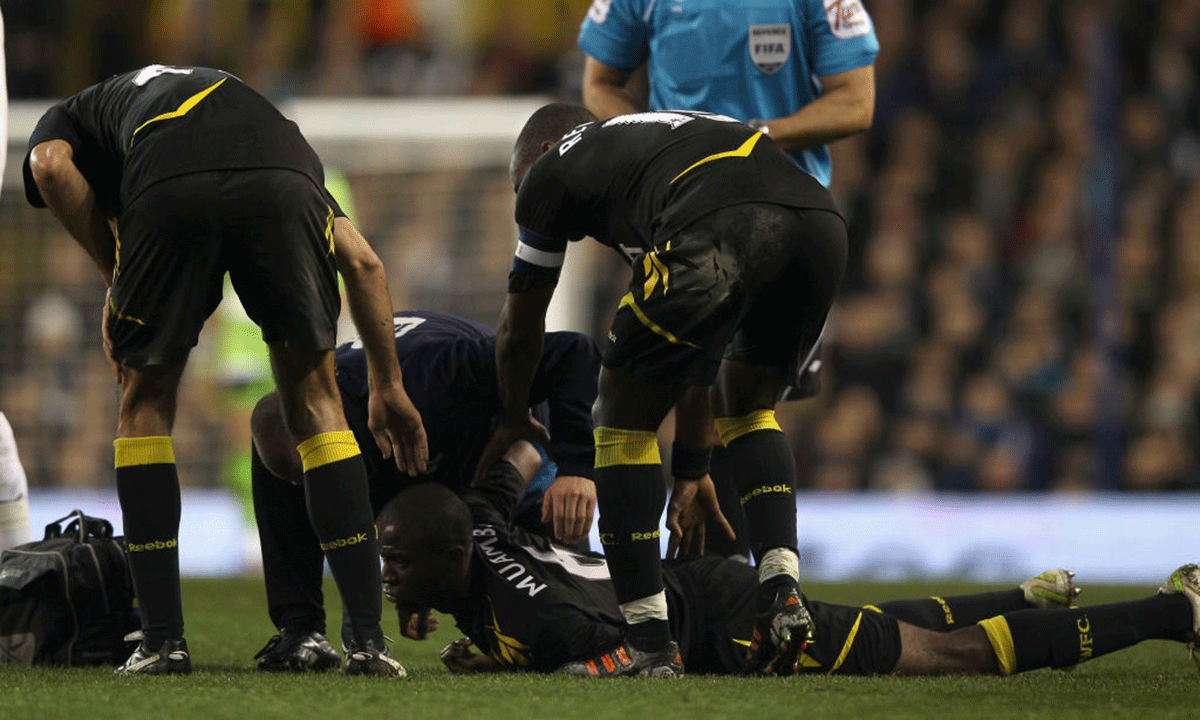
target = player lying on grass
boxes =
[379,441,1200,677]
[250,311,600,672]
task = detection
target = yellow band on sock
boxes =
[978,616,1017,676]
[114,436,175,468]
[297,430,361,472]
[714,410,782,446]
[593,427,661,469]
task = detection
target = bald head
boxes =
[510,103,598,192]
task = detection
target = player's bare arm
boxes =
[581,56,646,120]
[27,140,116,285]
[666,386,734,558]
[751,65,875,152]
[440,638,502,674]
[332,216,428,474]
[474,285,556,483]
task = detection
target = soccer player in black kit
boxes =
[383,442,1200,680]
[477,104,848,676]
[249,310,600,671]
[23,65,427,676]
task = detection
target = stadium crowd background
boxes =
[1,0,1198,497]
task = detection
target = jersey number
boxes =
[132,64,195,86]
[348,316,427,349]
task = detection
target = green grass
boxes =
[3,579,1197,720]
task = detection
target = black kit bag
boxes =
[0,510,140,665]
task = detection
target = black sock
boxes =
[594,427,669,651]
[251,444,326,634]
[717,419,796,562]
[877,590,1027,631]
[115,436,183,648]
[298,431,382,648]
[979,594,1193,674]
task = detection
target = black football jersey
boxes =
[24,65,329,215]
[454,464,626,671]
[514,111,839,264]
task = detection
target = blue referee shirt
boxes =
[579,0,879,187]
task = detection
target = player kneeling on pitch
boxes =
[380,441,1200,677]
[249,311,600,672]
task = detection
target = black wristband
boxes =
[671,443,712,480]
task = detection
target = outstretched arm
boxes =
[531,332,600,543]
[27,140,116,285]
[440,638,503,674]
[474,285,556,483]
[333,217,428,474]
[666,386,734,558]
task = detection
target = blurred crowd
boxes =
[2,0,1199,493]
[3,0,590,99]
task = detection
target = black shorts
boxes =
[107,169,340,367]
[603,203,846,386]
[667,556,902,676]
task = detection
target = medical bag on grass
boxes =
[0,509,139,665]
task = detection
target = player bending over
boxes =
[479,104,849,676]
[24,65,427,676]
[382,442,1200,678]
[250,311,600,672]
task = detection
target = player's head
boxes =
[378,483,473,614]
[510,103,597,192]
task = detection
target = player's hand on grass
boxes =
[369,382,429,475]
[473,413,551,485]
[542,475,596,544]
[666,474,736,559]
[440,638,501,674]
[397,608,439,640]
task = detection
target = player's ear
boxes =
[539,139,555,154]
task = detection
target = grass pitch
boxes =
[2,578,1196,720]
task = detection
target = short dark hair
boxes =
[510,103,598,190]
[378,483,472,553]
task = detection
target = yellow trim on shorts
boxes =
[828,611,864,675]
[642,249,670,298]
[714,410,782,446]
[863,604,883,614]
[131,78,228,141]
[107,293,145,326]
[297,430,361,472]
[324,206,336,254]
[593,427,661,468]
[617,293,699,349]
[978,616,1017,676]
[114,436,175,467]
[671,132,764,184]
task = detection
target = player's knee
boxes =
[937,627,999,675]
[251,392,303,482]
[28,140,77,190]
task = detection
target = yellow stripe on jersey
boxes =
[670,132,764,184]
[131,78,228,142]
